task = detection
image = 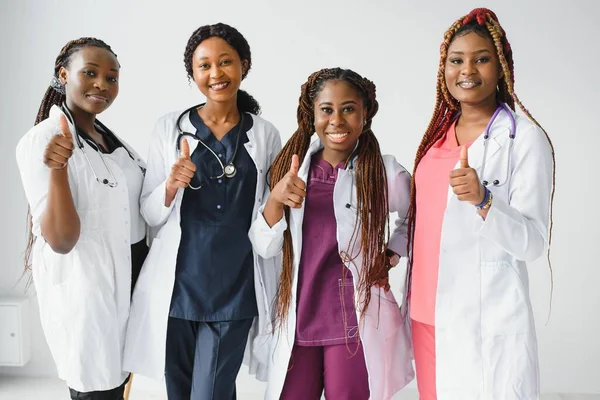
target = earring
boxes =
[50,76,66,95]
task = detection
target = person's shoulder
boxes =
[155,109,185,126]
[17,110,61,155]
[248,113,281,148]
[149,109,188,142]
[249,113,278,134]
[381,154,411,176]
[513,113,551,151]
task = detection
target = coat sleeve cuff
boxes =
[141,180,176,228]
[248,204,287,259]
[387,233,407,257]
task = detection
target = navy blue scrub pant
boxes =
[165,317,254,400]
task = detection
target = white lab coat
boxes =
[248,138,415,400]
[431,109,553,399]
[123,109,282,382]
[15,105,147,392]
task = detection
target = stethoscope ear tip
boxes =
[481,180,501,187]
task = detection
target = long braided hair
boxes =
[183,23,260,114]
[406,8,556,304]
[269,68,389,325]
[24,38,117,272]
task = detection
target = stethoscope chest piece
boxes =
[224,163,237,178]
[176,104,245,187]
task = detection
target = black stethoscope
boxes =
[61,104,144,187]
[175,104,244,190]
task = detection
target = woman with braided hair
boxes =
[122,23,281,399]
[408,8,555,399]
[249,68,414,400]
[15,38,147,399]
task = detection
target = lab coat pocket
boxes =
[480,260,528,336]
[41,241,77,287]
[134,237,163,293]
[337,278,359,339]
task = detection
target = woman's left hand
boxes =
[449,146,485,205]
[374,251,400,292]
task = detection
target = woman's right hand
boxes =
[166,138,197,191]
[268,154,306,209]
[262,154,306,227]
[43,115,74,170]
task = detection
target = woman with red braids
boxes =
[408,8,555,399]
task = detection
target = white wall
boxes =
[1,0,598,395]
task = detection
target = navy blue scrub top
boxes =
[169,109,258,322]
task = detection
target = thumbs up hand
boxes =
[166,137,197,191]
[43,114,75,170]
[449,146,485,205]
[180,136,191,159]
[459,145,469,169]
[269,154,306,209]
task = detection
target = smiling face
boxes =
[59,45,119,116]
[444,31,502,108]
[313,79,367,162]
[191,36,248,105]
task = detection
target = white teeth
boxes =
[211,82,228,90]
[458,81,479,89]
[328,132,348,139]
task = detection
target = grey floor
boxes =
[0,376,599,400]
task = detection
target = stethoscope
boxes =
[61,104,143,187]
[474,102,516,187]
[175,104,244,190]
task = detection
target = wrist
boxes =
[475,187,493,210]
[265,195,284,212]
[49,167,69,179]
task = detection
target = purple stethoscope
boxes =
[478,102,516,187]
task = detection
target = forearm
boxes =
[262,196,284,228]
[41,169,80,254]
[165,185,177,207]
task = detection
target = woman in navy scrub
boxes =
[123,23,281,399]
